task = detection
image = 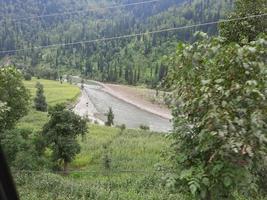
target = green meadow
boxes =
[18,78,80,131]
[23,78,80,106]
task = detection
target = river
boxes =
[74,81,172,132]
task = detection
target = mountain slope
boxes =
[0,0,233,86]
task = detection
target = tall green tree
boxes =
[0,67,30,133]
[220,0,267,44]
[34,82,47,112]
[166,33,267,199]
[41,104,87,172]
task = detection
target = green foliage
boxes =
[139,124,150,131]
[35,68,58,80]
[41,104,88,171]
[220,0,267,44]
[118,124,126,132]
[66,74,72,84]
[13,125,265,200]
[14,124,179,200]
[23,73,32,80]
[102,144,112,170]
[0,128,31,163]
[0,128,48,170]
[105,107,114,126]
[0,67,30,132]
[22,78,80,107]
[166,33,267,199]
[15,172,188,200]
[13,147,48,170]
[34,82,48,112]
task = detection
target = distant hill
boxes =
[0,0,233,86]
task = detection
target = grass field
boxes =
[16,125,179,200]
[23,78,80,106]
[18,78,80,131]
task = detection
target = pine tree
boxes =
[105,107,114,126]
[34,82,47,112]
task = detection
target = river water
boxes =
[83,84,172,132]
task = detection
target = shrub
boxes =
[1,128,31,164]
[34,82,48,112]
[13,148,43,170]
[120,124,126,131]
[24,73,32,80]
[105,107,114,126]
[166,34,267,199]
[139,124,150,131]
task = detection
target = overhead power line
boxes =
[0,13,266,54]
[1,0,161,22]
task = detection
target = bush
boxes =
[139,124,150,131]
[13,149,43,170]
[105,107,114,126]
[24,73,32,80]
[120,124,126,131]
[166,34,267,199]
[0,128,48,170]
[1,128,32,164]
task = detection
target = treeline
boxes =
[0,0,233,87]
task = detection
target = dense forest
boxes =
[0,0,233,86]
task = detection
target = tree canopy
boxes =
[167,32,267,199]
[220,0,267,44]
[0,67,30,133]
[41,104,88,171]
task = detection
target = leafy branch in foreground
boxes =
[166,33,267,199]
[220,0,267,44]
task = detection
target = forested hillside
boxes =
[0,0,233,86]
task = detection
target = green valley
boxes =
[0,0,267,199]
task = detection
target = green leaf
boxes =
[223,176,232,187]
[189,184,198,195]
[202,177,210,186]
[180,169,192,179]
